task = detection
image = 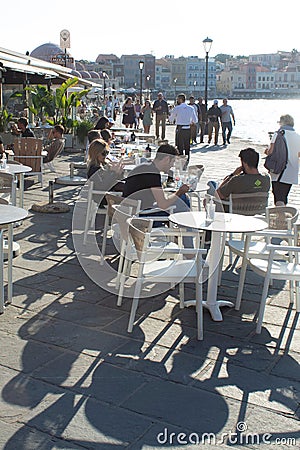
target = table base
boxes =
[184,299,234,321]
[55,176,87,186]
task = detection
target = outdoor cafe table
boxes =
[0,204,28,313]
[5,164,32,208]
[168,211,268,321]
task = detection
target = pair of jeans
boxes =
[221,121,233,143]
[155,114,167,139]
[207,121,220,145]
[175,127,191,163]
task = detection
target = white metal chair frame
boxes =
[248,237,300,333]
[126,217,207,339]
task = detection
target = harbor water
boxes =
[226,99,300,145]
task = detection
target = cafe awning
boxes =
[0,46,99,87]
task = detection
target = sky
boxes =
[1,0,298,61]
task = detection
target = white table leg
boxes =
[19,173,24,208]
[203,230,234,321]
[7,224,13,304]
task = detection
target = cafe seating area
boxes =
[0,125,299,447]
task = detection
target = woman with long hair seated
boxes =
[87,139,124,198]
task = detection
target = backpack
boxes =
[264,129,288,179]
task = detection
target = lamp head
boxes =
[203,37,213,54]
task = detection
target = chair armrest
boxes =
[150,228,202,238]
[266,244,300,252]
[148,247,207,256]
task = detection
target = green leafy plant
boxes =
[76,119,94,143]
[26,84,55,121]
[47,78,90,133]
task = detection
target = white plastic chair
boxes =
[0,173,17,206]
[229,206,299,311]
[126,217,207,339]
[228,206,299,268]
[83,180,123,245]
[101,193,141,259]
[112,205,182,307]
[247,224,300,333]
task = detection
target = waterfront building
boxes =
[120,54,155,90]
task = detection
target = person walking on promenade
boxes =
[197,97,207,143]
[134,98,142,129]
[188,96,200,144]
[141,99,153,134]
[207,100,222,145]
[169,93,198,165]
[220,98,235,145]
[265,114,300,205]
[122,97,136,129]
[152,92,169,140]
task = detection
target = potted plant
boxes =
[75,119,94,147]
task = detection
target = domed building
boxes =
[78,70,92,79]
[75,61,85,71]
[30,43,75,69]
[71,70,83,78]
[89,71,100,79]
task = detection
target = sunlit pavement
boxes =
[0,122,299,449]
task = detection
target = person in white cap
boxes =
[207,99,222,145]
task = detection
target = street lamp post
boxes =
[203,37,213,109]
[103,71,107,98]
[146,75,151,99]
[174,77,177,103]
[193,80,197,97]
[139,60,144,104]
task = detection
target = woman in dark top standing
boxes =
[122,97,136,128]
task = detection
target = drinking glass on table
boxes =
[160,172,168,188]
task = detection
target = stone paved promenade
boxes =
[0,121,299,449]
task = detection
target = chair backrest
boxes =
[44,138,65,163]
[111,204,134,244]
[105,192,125,219]
[229,192,269,216]
[105,193,141,220]
[266,206,299,230]
[0,172,16,204]
[13,137,43,173]
[128,217,153,260]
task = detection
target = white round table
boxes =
[0,205,28,313]
[169,211,268,321]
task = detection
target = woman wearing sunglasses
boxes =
[87,139,125,200]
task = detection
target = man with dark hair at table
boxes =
[43,125,65,164]
[123,144,190,218]
[12,117,35,137]
[216,147,270,201]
